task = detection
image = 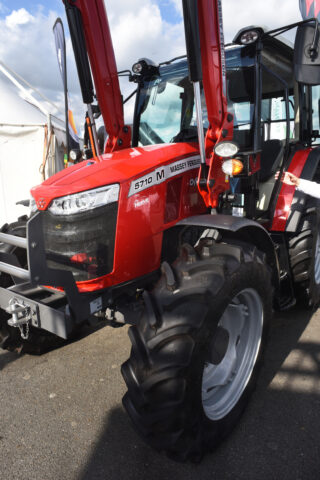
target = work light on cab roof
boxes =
[132,58,159,76]
[233,26,265,45]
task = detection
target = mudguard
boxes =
[177,213,280,289]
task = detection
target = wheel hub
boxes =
[202,288,263,421]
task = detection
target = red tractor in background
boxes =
[1,0,320,461]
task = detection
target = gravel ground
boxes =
[1,305,320,480]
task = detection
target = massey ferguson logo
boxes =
[128,155,201,197]
[37,198,47,209]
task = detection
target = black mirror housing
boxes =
[294,23,320,85]
[182,0,202,83]
[65,3,94,104]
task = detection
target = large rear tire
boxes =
[122,238,272,461]
[0,219,65,354]
[289,197,320,308]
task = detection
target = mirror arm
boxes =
[310,20,320,61]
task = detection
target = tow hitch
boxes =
[6,298,38,339]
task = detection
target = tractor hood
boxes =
[31,143,199,210]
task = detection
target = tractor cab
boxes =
[130,26,320,224]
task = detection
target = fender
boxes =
[176,214,280,289]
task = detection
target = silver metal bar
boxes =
[87,103,100,156]
[0,262,30,281]
[0,286,70,339]
[0,232,27,249]
[193,81,206,165]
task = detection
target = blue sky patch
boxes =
[156,1,181,24]
[0,1,63,17]
[0,1,182,23]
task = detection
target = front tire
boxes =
[122,238,272,461]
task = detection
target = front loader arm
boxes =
[183,0,234,207]
[199,0,234,206]
[64,0,130,152]
[198,0,229,143]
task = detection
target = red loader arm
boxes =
[64,0,130,153]
[199,0,234,207]
[184,0,233,207]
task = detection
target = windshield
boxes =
[134,46,255,149]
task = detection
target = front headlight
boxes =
[48,184,120,216]
[30,196,37,214]
[214,141,239,158]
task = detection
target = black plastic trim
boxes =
[65,2,94,104]
[27,212,159,329]
[177,213,281,296]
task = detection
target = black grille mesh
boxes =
[42,202,118,282]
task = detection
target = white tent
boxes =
[0,62,67,225]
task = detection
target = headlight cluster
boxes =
[214,141,244,177]
[30,184,120,216]
[49,184,120,216]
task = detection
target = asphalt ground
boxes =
[1,305,320,480]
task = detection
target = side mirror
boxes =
[182,0,202,83]
[294,24,320,85]
[65,3,94,104]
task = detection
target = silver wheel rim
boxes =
[314,232,320,285]
[202,288,263,421]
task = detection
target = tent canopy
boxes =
[0,64,67,224]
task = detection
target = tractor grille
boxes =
[42,203,118,282]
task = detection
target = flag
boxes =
[299,0,320,20]
[53,18,79,158]
[68,109,79,147]
[53,18,66,87]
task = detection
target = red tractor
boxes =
[1,0,320,461]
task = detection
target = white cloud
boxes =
[106,0,185,68]
[166,0,301,43]
[0,9,70,92]
[0,6,84,130]
[5,8,35,28]
[222,0,301,42]
[0,1,186,130]
[0,1,305,132]
[103,0,186,123]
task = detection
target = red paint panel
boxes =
[271,148,311,231]
[31,143,207,292]
[165,177,182,224]
[198,0,227,138]
[31,143,200,207]
[75,172,206,292]
[195,1,234,209]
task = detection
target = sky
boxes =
[0,0,303,131]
